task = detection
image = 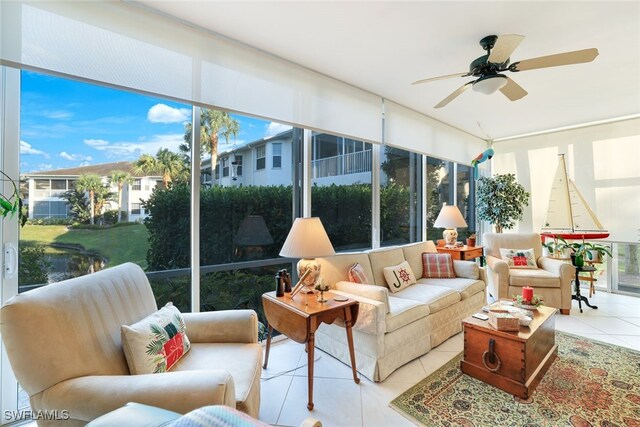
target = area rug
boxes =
[390,332,640,426]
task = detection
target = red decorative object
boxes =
[522,286,534,303]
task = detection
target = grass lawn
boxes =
[20,224,149,269]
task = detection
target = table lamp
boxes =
[433,205,468,247]
[280,217,335,296]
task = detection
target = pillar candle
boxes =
[522,286,534,302]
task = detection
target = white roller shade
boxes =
[0,1,382,143]
[384,101,486,164]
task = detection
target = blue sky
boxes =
[20,71,291,173]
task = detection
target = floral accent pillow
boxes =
[499,248,538,269]
[121,303,191,374]
[422,253,456,278]
[383,261,417,293]
[348,263,371,284]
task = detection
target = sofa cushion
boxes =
[383,261,417,293]
[402,241,437,278]
[422,253,456,278]
[316,252,375,289]
[393,284,461,314]
[385,296,430,333]
[418,277,485,300]
[348,263,371,284]
[122,303,191,375]
[509,268,561,288]
[367,247,406,286]
[453,260,480,279]
[500,248,538,269]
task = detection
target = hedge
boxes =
[143,183,414,270]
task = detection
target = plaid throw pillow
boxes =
[348,262,370,284]
[422,253,456,278]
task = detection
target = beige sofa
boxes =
[0,263,262,426]
[483,232,575,314]
[314,241,486,382]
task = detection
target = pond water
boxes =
[45,249,106,283]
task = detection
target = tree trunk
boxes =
[210,133,218,174]
[89,190,95,225]
[495,224,503,233]
[625,244,639,275]
[117,183,123,223]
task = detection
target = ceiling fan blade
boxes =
[488,34,525,64]
[512,48,599,72]
[412,72,468,85]
[434,82,472,108]
[499,77,528,101]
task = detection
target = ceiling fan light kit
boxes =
[413,34,598,108]
[472,74,507,94]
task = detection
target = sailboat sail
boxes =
[541,154,609,239]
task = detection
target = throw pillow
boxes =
[348,262,371,284]
[122,303,191,375]
[422,253,456,278]
[499,248,538,269]
[383,261,417,293]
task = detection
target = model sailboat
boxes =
[541,154,609,240]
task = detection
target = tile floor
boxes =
[259,290,640,427]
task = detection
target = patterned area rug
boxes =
[390,332,640,426]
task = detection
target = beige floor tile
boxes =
[360,380,417,427]
[431,332,463,352]
[379,358,427,384]
[293,349,358,380]
[259,374,294,424]
[262,341,305,379]
[277,376,363,427]
[577,316,640,335]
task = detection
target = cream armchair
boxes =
[0,263,262,426]
[483,233,575,314]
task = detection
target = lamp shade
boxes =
[472,74,508,95]
[234,215,274,246]
[280,217,335,259]
[433,205,468,229]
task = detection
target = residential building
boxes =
[22,162,162,221]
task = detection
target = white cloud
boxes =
[36,164,53,171]
[20,140,49,157]
[83,134,184,158]
[147,104,190,124]
[78,161,91,167]
[265,122,292,137]
[43,110,73,120]
[84,139,109,147]
[59,152,92,161]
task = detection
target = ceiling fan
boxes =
[413,34,598,108]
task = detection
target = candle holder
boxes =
[314,281,330,303]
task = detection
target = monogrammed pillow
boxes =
[383,261,417,293]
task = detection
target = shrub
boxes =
[19,245,51,286]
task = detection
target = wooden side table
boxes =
[262,291,360,410]
[436,245,484,261]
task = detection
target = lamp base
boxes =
[297,259,320,293]
[443,229,458,246]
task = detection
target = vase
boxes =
[466,238,476,247]
[570,253,584,268]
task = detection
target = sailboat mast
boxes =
[559,154,576,233]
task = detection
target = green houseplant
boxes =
[476,174,530,233]
[566,242,612,267]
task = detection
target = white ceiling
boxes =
[138,1,640,140]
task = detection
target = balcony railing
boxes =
[312,150,372,179]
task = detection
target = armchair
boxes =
[483,233,575,314]
[0,263,262,426]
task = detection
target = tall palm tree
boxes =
[182,109,240,179]
[75,174,104,225]
[134,148,188,188]
[108,170,132,223]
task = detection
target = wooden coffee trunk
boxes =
[461,305,557,399]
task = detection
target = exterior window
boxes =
[222,157,229,177]
[256,145,266,170]
[156,180,163,188]
[131,203,142,215]
[34,179,50,190]
[234,155,243,176]
[51,179,66,190]
[272,143,282,168]
[132,179,142,191]
[214,164,220,179]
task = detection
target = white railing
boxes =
[312,150,372,179]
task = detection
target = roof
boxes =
[22,161,161,178]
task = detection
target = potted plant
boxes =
[542,235,571,259]
[476,174,530,233]
[563,241,612,267]
[466,233,477,247]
